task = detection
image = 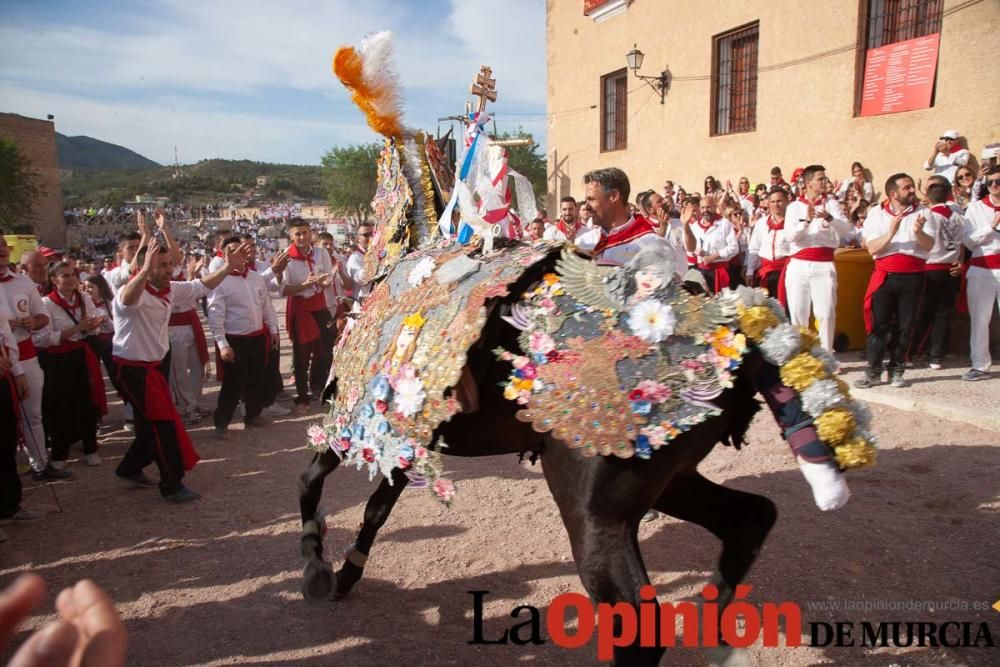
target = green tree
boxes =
[321,143,380,228]
[495,128,546,205]
[0,137,41,229]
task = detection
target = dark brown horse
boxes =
[298,261,807,665]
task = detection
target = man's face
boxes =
[698,197,714,220]
[807,170,828,195]
[893,177,917,206]
[768,192,788,217]
[152,251,177,284]
[0,237,9,268]
[121,239,141,262]
[356,226,373,251]
[103,258,113,270]
[528,221,545,239]
[289,225,311,249]
[23,254,47,283]
[770,172,782,184]
[584,181,617,229]
[560,200,577,224]
[319,238,335,257]
[52,266,78,293]
[244,241,257,263]
[647,192,665,220]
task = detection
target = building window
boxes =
[600,69,627,152]
[711,22,759,136]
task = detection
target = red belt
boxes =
[168,309,209,365]
[46,338,107,415]
[863,254,927,334]
[969,254,1000,269]
[924,262,954,272]
[285,291,327,345]
[696,260,731,293]
[758,257,789,306]
[17,338,37,362]
[112,356,199,471]
[791,247,836,262]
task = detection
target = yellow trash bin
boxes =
[832,248,873,351]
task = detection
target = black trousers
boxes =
[44,347,99,461]
[0,377,21,518]
[912,270,960,363]
[214,333,267,428]
[264,338,282,407]
[290,309,336,405]
[114,360,185,496]
[866,272,925,375]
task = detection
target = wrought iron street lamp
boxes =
[626,44,670,104]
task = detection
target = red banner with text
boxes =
[860,33,940,117]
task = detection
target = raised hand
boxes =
[141,237,159,273]
[136,210,150,238]
[153,208,168,230]
[680,202,695,226]
[270,248,289,273]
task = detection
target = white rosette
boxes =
[800,378,848,417]
[759,323,803,366]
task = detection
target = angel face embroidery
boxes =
[384,312,426,375]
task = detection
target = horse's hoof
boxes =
[302,558,333,601]
[704,645,750,667]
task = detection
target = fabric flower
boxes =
[529,331,555,355]
[346,386,361,412]
[635,380,671,403]
[519,364,537,380]
[397,457,412,469]
[393,375,427,417]
[334,437,351,452]
[628,388,645,401]
[407,256,437,287]
[628,300,676,343]
[307,425,328,448]
[414,446,428,459]
[362,448,375,463]
[370,375,392,401]
[433,478,456,502]
[334,414,350,430]
[374,399,389,414]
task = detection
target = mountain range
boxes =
[56,133,161,171]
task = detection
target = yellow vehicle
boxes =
[3,235,38,264]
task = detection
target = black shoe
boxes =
[244,416,271,428]
[32,466,74,481]
[115,471,158,488]
[214,426,229,440]
[853,373,881,389]
[162,485,200,504]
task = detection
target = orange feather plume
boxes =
[333,42,404,139]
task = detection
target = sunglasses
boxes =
[958,173,974,180]
[987,179,1000,187]
[939,137,954,141]
[358,232,373,237]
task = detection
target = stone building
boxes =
[546,0,999,204]
[0,112,66,246]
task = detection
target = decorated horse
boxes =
[298,33,876,665]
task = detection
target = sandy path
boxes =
[2,344,998,666]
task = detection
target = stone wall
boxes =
[0,113,66,247]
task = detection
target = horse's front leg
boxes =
[334,467,409,599]
[299,448,341,600]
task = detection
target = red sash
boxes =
[285,291,326,346]
[863,254,927,333]
[112,356,199,471]
[46,339,107,415]
[17,338,37,362]
[697,260,731,293]
[593,215,655,255]
[167,309,210,365]
[791,247,836,262]
[969,254,1000,270]
[758,257,789,305]
[924,263,953,272]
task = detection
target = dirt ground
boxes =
[2,341,998,667]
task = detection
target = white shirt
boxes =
[923,149,971,183]
[861,203,936,261]
[592,218,664,266]
[542,221,587,243]
[836,180,875,202]
[282,246,335,300]
[785,195,853,255]
[113,280,210,362]
[91,300,115,335]
[746,217,791,275]
[925,204,966,265]
[105,264,133,293]
[0,288,24,376]
[0,270,46,343]
[207,270,277,351]
[963,197,1000,258]
[344,248,368,299]
[37,292,99,348]
[689,219,739,263]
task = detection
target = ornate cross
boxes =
[470,65,497,113]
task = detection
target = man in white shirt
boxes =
[682,196,739,294]
[0,285,38,523]
[282,218,337,413]
[923,130,970,184]
[959,165,1000,382]
[581,168,660,267]
[543,197,588,244]
[912,182,965,370]
[0,237,67,480]
[783,165,853,353]
[745,188,792,306]
[112,238,247,503]
[856,173,935,389]
[640,190,687,280]
[208,236,279,438]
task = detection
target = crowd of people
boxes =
[1,210,370,527]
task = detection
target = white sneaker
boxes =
[262,403,290,417]
[928,362,942,370]
[796,456,850,511]
[84,453,102,466]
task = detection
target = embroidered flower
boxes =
[393,374,427,417]
[543,273,559,285]
[360,403,375,419]
[407,256,437,287]
[397,457,412,469]
[519,364,537,380]
[636,380,672,403]
[414,446,428,459]
[433,478,456,503]
[334,413,349,430]
[528,331,555,355]
[362,448,375,463]
[627,300,677,343]
[307,425,328,448]
[335,437,351,452]
[370,375,392,401]
[374,399,388,414]
[346,386,360,412]
[681,359,705,372]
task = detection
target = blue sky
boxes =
[0,0,546,165]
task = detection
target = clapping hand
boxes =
[135,210,150,238]
[270,248,290,273]
[153,208,168,230]
[912,215,926,235]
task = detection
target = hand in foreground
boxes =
[1,574,127,667]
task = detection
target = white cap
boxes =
[941,130,959,140]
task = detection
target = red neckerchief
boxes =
[0,269,13,283]
[930,204,953,219]
[981,195,1000,212]
[882,201,916,217]
[766,215,785,231]
[593,215,655,254]
[47,290,85,321]
[144,282,171,304]
[287,243,315,271]
[230,266,249,278]
[214,250,224,258]
[797,193,825,207]
[948,143,963,155]
[696,214,715,232]
[555,218,581,239]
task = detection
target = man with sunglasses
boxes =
[345,222,373,301]
[960,166,1000,382]
[923,130,970,184]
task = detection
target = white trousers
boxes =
[17,356,48,471]
[785,258,837,353]
[967,266,1000,372]
[168,325,204,417]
